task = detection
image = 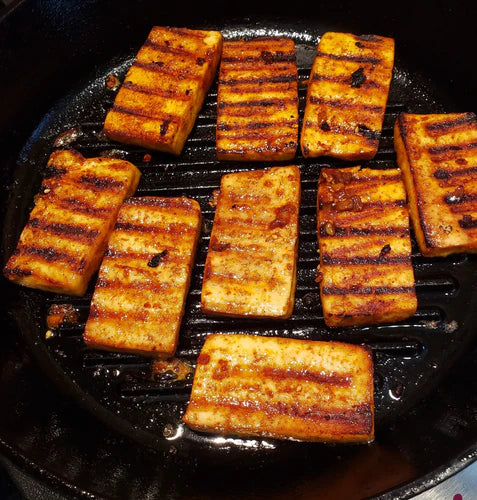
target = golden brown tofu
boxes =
[301,32,394,160]
[201,165,300,318]
[83,196,201,358]
[216,38,299,161]
[103,26,223,155]
[317,166,417,326]
[394,112,477,256]
[183,333,374,443]
[3,149,140,296]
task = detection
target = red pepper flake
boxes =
[105,73,120,91]
[143,153,152,163]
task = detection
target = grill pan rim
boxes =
[2,1,477,498]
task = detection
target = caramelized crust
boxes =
[3,149,140,296]
[317,166,417,326]
[301,32,394,160]
[183,333,374,443]
[394,112,477,256]
[216,38,299,161]
[104,26,222,155]
[83,196,201,357]
[201,165,300,318]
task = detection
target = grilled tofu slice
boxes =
[301,32,394,160]
[201,165,300,318]
[3,149,140,296]
[183,333,374,443]
[83,196,201,358]
[394,112,477,256]
[317,166,417,326]
[103,26,222,155]
[216,38,299,161]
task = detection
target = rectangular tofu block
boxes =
[183,333,374,443]
[83,196,201,357]
[103,26,223,155]
[317,166,417,326]
[3,149,140,296]
[216,38,299,161]
[201,165,300,318]
[394,112,477,256]
[301,32,394,160]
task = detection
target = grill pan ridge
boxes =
[2,20,477,500]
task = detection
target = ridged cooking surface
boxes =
[7,36,477,457]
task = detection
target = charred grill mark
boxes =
[43,165,67,178]
[218,97,297,109]
[121,81,191,100]
[219,74,297,86]
[114,221,194,235]
[3,266,33,278]
[305,120,380,141]
[124,197,199,212]
[217,119,297,132]
[147,250,168,267]
[443,193,477,205]
[55,197,111,219]
[131,61,202,80]
[321,285,415,296]
[350,67,366,88]
[262,367,352,386]
[88,306,151,323]
[142,39,202,59]
[321,255,411,265]
[308,96,383,113]
[95,277,173,294]
[434,166,477,180]
[221,53,296,64]
[315,50,382,65]
[428,142,477,155]
[318,224,409,237]
[319,199,406,210]
[459,215,477,229]
[111,104,177,123]
[193,397,372,428]
[80,174,125,192]
[356,34,382,42]
[17,245,84,270]
[425,113,476,132]
[312,72,382,89]
[27,218,100,240]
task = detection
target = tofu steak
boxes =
[183,333,374,443]
[317,166,417,326]
[83,197,201,358]
[201,165,300,318]
[3,149,140,296]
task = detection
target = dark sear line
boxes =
[111,104,178,123]
[221,53,296,64]
[308,96,384,113]
[425,113,476,132]
[218,97,297,109]
[312,72,383,89]
[121,81,191,100]
[428,142,477,155]
[319,200,407,210]
[315,50,382,65]
[443,193,477,205]
[79,174,126,192]
[142,39,203,60]
[217,119,297,131]
[27,218,100,241]
[219,74,297,86]
[53,197,112,219]
[131,61,202,80]
[305,120,380,141]
[114,221,194,235]
[15,244,85,271]
[433,166,477,180]
[95,277,173,294]
[321,286,415,296]
[319,225,409,237]
[321,255,411,265]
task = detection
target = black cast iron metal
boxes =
[1,1,477,498]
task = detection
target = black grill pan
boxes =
[1,1,477,498]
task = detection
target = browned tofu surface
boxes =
[317,166,417,326]
[301,32,394,160]
[183,333,374,443]
[201,165,300,318]
[83,197,201,358]
[104,26,222,155]
[394,112,477,256]
[216,38,299,161]
[3,149,140,296]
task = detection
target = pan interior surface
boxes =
[2,20,477,500]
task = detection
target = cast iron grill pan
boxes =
[4,26,477,470]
